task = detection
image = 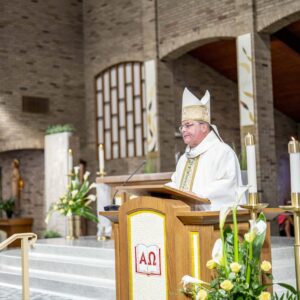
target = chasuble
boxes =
[167,131,245,211]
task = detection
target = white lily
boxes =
[250,219,267,235]
[212,238,223,264]
[233,185,250,207]
[83,171,90,181]
[71,190,78,198]
[87,194,96,201]
[89,182,97,190]
[219,205,231,229]
[74,166,80,175]
[181,275,207,287]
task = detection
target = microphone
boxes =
[104,160,147,211]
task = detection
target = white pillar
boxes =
[44,132,72,235]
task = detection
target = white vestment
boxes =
[167,131,245,211]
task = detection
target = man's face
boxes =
[180,121,209,148]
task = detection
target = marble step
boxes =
[0,237,116,300]
[0,250,115,279]
[32,238,115,261]
[0,268,115,300]
[271,237,296,295]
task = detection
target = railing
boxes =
[0,232,37,300]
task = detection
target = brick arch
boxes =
[258,8,300,34]
[93,54,144,79]
[159,26,236,61]
[0,138,44,153]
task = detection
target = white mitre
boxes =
[181,88,223,141]
[182,88,210,122]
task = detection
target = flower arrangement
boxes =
[46,167,98,223]
[181,187,299,300]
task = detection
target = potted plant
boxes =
[0,197,15,218]
[45,167,98,239]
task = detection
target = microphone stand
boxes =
[104,160,147,211]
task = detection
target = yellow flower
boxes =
[69,200,74,205]
[261,260,272,272]
[206,259,217,270]
[198,289,208,300]
[244,232,255,243]
[62,198,67,204]
[53,205,58,210]
[230,262,241,273]
[59,208,64,214]
[259,291,271,300]
[220,280,233,291]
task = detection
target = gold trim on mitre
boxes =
[182,105,209,122]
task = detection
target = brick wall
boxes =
[157,0,237,59]
[274,109,299,162]
[0,150,44,235]
[256,0,300,33]
[82,0,152,177]
[0,0,85,152]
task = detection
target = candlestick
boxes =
[98,144,105,174]
[68,149,73,174]
[279,137,300,293]
[240,133,268,220]
[245,133,257,194]
[288,137,300,193]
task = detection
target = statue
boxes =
[11,159,23,215]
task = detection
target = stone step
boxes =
[0,267,116,299]
[0,250,115,280]
[32,238,115,261]
[0,237,116,299]
[271,237,296,295]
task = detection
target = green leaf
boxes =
[252,213,267,260]
[275,283,298,295]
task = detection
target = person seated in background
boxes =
[278,208,294,238]
[278,198,294,237]
[166,87,245,211]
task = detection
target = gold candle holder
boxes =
[97,226,108,241]
[240,192,269,221]
[245,132,255,146]
[280,192,300,293]
[97,170,106,177]
[288,137,300,153]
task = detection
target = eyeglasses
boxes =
[178,122,205,133]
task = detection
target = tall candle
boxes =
[68,148,73,174]
[245,133,257,193]
[99,144,105,173]
[288,137,300,193]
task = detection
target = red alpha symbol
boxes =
[139,252,147,265]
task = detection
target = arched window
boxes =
[95,62,147,160]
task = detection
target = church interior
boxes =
[0,0,300,299]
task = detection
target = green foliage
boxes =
[181,210,299,300]
[45,124,75,135]
[46,168,98,223]
[0,197,15,215]
[42,230,62,239]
